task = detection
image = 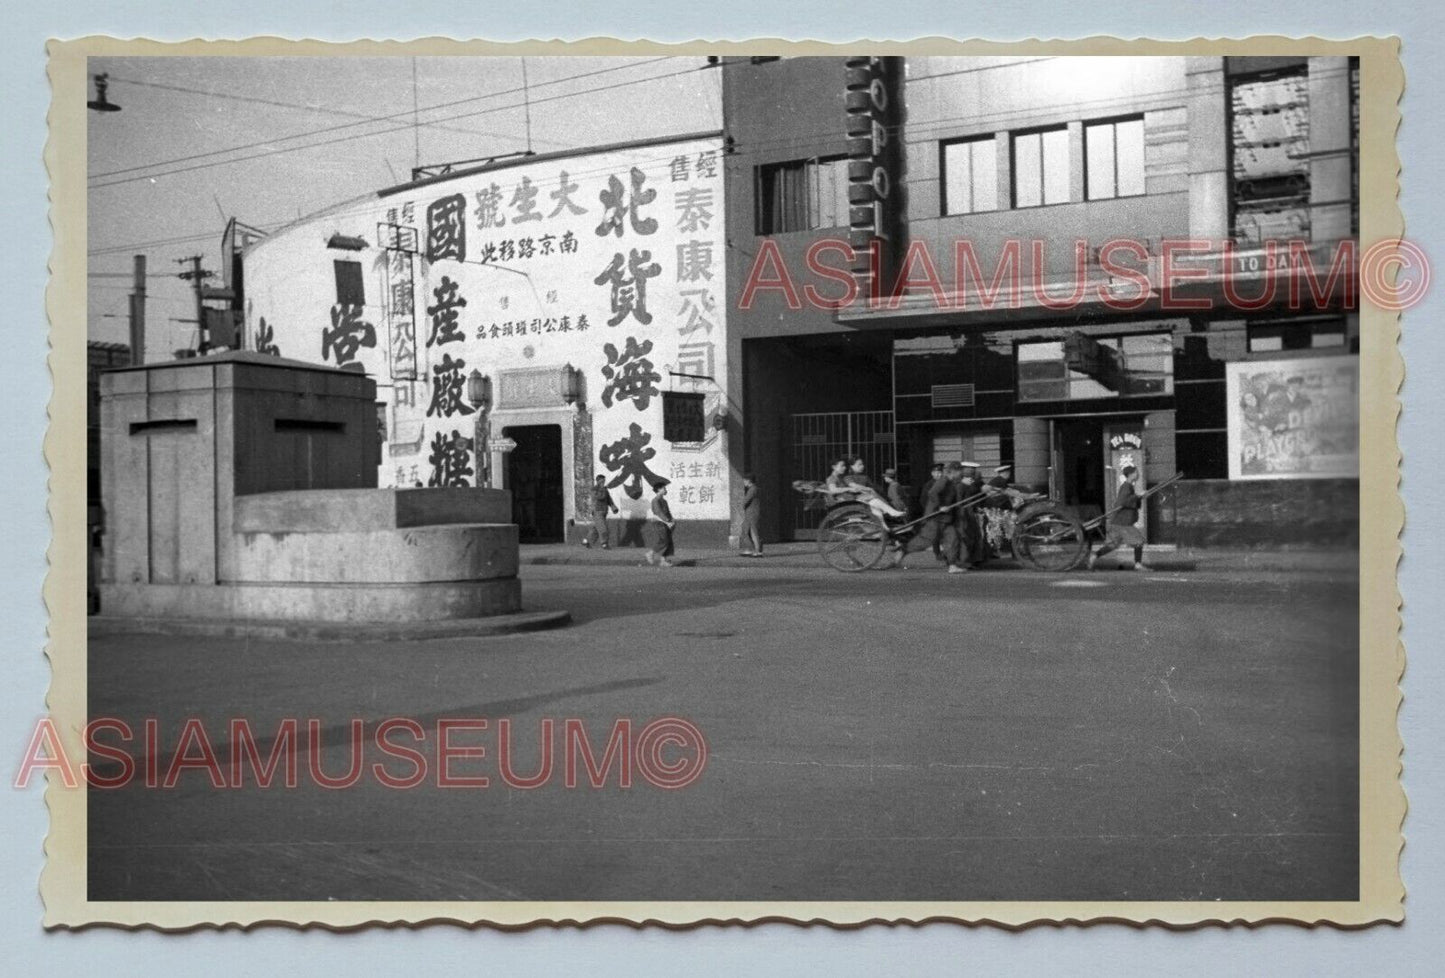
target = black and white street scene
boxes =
[82,52,1364,905]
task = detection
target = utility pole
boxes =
[176,255,215,353]
[127,254,146,365]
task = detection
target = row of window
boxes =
[754,116,1148,234]
[943,116,1146,215]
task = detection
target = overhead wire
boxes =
[89,56,684,184]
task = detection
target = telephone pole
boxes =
[127,254,146,365]
[176,255,215,353]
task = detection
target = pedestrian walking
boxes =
[1088,464,1152,571]
[645,480,676,567]
[584,474,617,549]
[739,472,763,557]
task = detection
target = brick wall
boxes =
[1159,478,1358,547]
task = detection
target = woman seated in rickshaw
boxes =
[822,457,907,523]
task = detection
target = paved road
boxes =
[87,560,1359,903]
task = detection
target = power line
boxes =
[100,73,565,163]
[91,57,679,183]
[84,60,1350,257]
[87,229,245,257]
[88,59,714,191]
[88,59,1343,200]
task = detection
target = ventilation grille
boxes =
[930,383,976,408]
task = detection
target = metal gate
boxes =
[789,411,895,539]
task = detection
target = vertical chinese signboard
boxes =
[244,136,730,523]
[1225,355,1359,479]
[844,56,903,300]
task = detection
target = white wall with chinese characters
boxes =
[243,134,730,524]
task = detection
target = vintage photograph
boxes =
[44,39,1402,926]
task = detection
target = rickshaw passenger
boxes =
[822,458,906,522]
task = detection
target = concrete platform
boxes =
[88,608,571,643]
[233,486,511,532]
[100,576,522,622]
[232,524,519,583]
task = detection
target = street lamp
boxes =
[560,363,582,406]
[466,369,493,411]
[87,73,121,113]
[467,369,493,488]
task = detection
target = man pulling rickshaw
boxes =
[793,458,1182,574]
[795,460,1088,573]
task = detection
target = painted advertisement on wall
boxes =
[1225,355,1359,480]
[243,135,729,523]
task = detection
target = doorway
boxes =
[504,424,564,543]
[1051,418,1107,521]
[1050,416,1149,534]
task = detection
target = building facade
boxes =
[243,133,733,545]
[723,55,1360,546]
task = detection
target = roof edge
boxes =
[377,129,725,198]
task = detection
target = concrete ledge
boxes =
[89,609,571,643]
[234,487,512,533]
[100,578,522,622]
[232,524,518,583]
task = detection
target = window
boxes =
[941,137,998,215]
[756,157,851,234]
[334,260,365,306]
[1085,117,1145,200]
[1016,332,1174,402]
[1012,127,1070,207]
[1247,317,1348,353]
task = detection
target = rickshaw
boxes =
[792,472,1182,573]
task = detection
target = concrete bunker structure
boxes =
[97,352,529,628]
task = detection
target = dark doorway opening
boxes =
[504,424,564,543]
[1052,417,1106,520]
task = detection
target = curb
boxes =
[89,609,572,643]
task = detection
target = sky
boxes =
[86,55,723,355]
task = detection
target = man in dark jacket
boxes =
[893,462,969,573]
[1088,464,1152,571]
[584,474,617,549]
[918,462,946,561]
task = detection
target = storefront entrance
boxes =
[1049,417,1148,532]
[504,424,564,543]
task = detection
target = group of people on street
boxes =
[821,456,1001,574]
[818,455,1151,573]
[583,471,764,568]
[580,455,1152,572]
[583,474,678,567]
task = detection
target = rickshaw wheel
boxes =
[818,503,889,572]
[1011,504,1089,572]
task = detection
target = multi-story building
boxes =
[243,133,733,545]
[235,57,1358,551]
[722,55,1360,546]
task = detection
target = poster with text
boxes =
[1226,354,1359,480]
